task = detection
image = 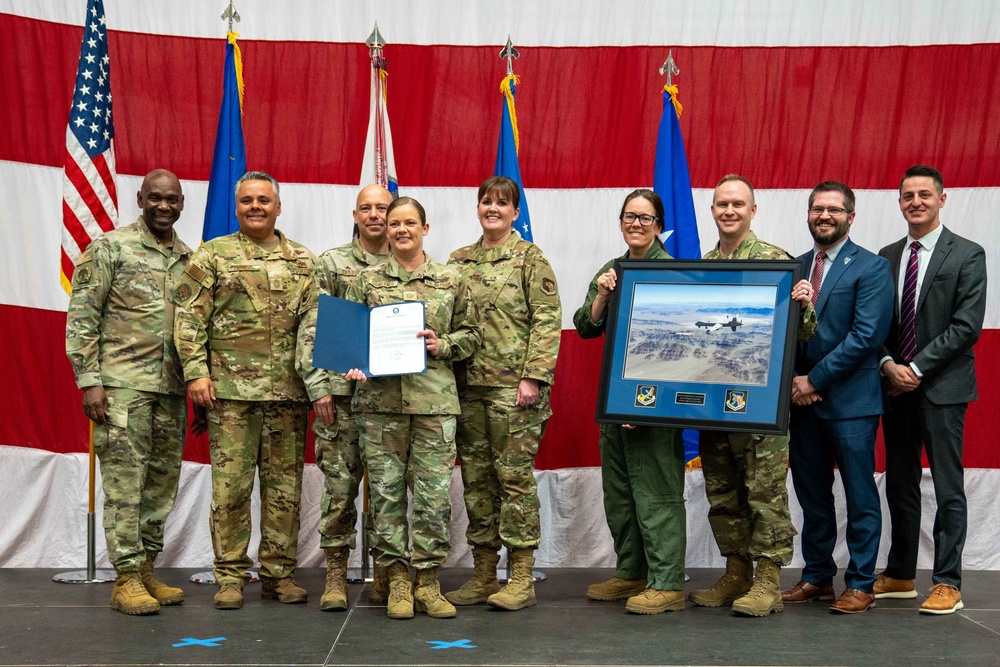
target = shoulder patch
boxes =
[540,277,557,296]
[184,263,208,283]
[174,282,193,303]
[75,265,93,284]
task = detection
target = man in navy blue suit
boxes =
[781,181,893,614]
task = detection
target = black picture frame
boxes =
[596,259,804,434]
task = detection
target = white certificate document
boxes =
[369,302,427,376]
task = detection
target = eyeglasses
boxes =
[809,206,850,217]
[621,212,658,226]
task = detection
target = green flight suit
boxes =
[574,242,686,590]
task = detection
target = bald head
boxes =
[353,184,393,253]
[137,169,184,242]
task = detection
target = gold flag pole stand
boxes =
[53,422,116,583]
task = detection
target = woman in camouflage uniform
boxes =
[445,176,562,611]
[345,197,481,620]
[573,189,687,615]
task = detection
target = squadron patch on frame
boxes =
[724,389,748,413]
[635,385,657,408]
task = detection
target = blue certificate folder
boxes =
[313,294,427,377]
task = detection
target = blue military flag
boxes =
[494,75,532,242]
[653,82,702,464]
[653,84,700,260]
[202,32,247,242]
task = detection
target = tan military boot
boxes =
[139,559,184,605]
[414,568,457,618]
[587,576,647,601]
[688,555,753,607]
[214,581,244,610]
[369,561,389,603]
[386,562,414,620]
[110,572,160,615]
[320,547,349,611]
[732,557,783,617]
[261,576,308,603]
[487,549,537,611]
[625,589,686,614]
[444,548,500,605]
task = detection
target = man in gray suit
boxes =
[876,165,987,615]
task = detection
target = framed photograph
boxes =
[596,259,804,434]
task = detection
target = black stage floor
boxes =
[2,568,998,666]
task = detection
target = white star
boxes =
[103,130,110,140]
[87,38,97,48]
[91,6,97,16]
[90,122,99,133]
[106,93,112,104]
[92,106,103,117]
[95,92,103,102]
[90,22,98,32]
[79,85,91,96]
[76,101,88,112]
[105,108,111,119]
[85,54,95,64]
[97,76,105,86]
[87,138,97,149]
[102,55,109,65]
[82,69,93,80]
[99,16,106,26]
[73,117,85,127]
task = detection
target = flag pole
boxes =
[189,1,259,585]
[54,423,116,583]
[347,21,390,586]
[54,0,118,585]
[494,34,544,584]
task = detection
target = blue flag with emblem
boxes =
[653,82,702,463]
[202,32,247,242]
[654,84,700,260]
[494,75,532,242]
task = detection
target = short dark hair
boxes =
[235,171,280,200]
[386,196,426,225]
[477,176,520,210]
[715,174,755,204]
[900,165,944,195]
[809,181,855,213]
[619,189,665,233]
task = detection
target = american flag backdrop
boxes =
[59,0,117,293]
[1,0,999,570]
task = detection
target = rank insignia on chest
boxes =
[270,276,286,291]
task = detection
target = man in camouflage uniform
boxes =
[345,196,482,620]
[445,176,561,611]
[296,184,393,611]
[689,174,818,617]
[174,171,323,610]
[66,169,195,616]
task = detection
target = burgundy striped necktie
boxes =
[898,241,921,362]
[809,251,826,305]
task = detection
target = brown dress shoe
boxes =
[873,573,917,599]
[830,588,875,614]
[919,584,963,615]
[781,580,834,603]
